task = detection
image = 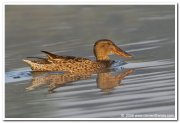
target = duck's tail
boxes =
[23,57,49,64]
[23,59,33,65]
[22,59,36,70]
[22,57,51,71]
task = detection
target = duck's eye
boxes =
[107,42,112,45]
[100,44,105,48]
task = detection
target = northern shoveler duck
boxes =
[23,39,132,73]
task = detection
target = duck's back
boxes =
[23,53,109,73]
[50,56,105,73]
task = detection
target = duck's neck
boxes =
[94,46,110,61]
[96,55,110,61]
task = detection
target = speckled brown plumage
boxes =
[23,39,132,73]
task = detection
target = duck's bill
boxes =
[113,46,132,58]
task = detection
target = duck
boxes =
[23,39,132,73]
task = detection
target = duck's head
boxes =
[93,39,132,61]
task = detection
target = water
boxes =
[5,5,175,118]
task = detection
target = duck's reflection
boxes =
[26,69,134,93]
[97,69,134,93]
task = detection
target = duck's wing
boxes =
[41,50,91,62]
[41,51,61,60]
